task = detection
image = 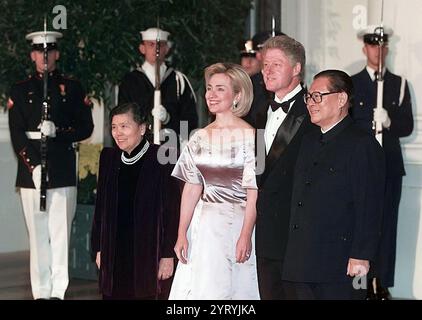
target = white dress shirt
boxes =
[366,65,386,81]
[264,84,302,154]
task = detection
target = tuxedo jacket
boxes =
[282,116,385,283]
[351,68,413,177]
[255,87,314,260]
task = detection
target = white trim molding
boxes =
[0,112,9,143]
[402,115,422,165]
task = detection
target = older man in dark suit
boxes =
[255,35,314,299]
[281,70,385,300]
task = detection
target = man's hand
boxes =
[157,258,174,280]
[96,252,101,269]
[40,120,57,137]
[152,105,170,124]
[373,108,391,129]
[346,258,369,277]
[32,165,41,190]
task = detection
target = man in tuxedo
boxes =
[255,35,313,299]
[281,69,385,299]
[351,26,414,299]
[243,30,284,128]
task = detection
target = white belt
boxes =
[25,131,42,140]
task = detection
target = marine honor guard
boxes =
[8,30,94,300]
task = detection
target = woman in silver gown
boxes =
[169,63,260,299]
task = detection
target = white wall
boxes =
[0,113,29,252]
[283,0,422,299]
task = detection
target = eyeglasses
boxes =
[303,91,341,104]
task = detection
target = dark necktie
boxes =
[269,99,290,113]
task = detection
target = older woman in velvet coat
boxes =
[91,102,180,299]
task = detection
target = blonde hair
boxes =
[204,62,253,117]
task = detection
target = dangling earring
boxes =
[232,100,238,109]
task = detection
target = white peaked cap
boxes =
[25,31,63,44]
[140,27,170,41]
[357,25,393,39]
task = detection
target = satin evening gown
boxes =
[169,129,260,300]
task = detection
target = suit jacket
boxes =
[255,87,314,260]
[8,70,94,188]
[351,68,413,177]
[282,116,385,283]
[91,145,180,298]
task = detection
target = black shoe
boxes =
[377,287,392,300]
[50,297,62,300]
[366,278,377,300]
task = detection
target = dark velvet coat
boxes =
[91,144,180,298]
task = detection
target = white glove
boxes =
[40,120,57,137]
[151,105,170,124]
[373,108,391,129]
[32,165,41,190]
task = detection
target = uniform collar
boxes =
[366,66,386,81]
[141,62,167,85]
[34,69,59,80]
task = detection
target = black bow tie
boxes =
[270,100,290,113]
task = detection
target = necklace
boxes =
[121,140,150,165]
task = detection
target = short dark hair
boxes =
[109,102,148,125]
[313,69,354,107]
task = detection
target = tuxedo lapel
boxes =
[259,89,307,185]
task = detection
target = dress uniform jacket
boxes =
[8,70,94,188]
[118,67,198,135]
[351,69,413,177]
[282,116,385,283]
[255,87,314,260]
